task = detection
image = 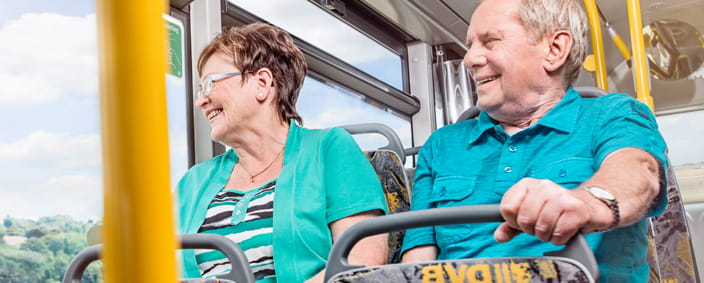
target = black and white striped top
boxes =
[195,180,276,282]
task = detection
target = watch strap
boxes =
[583,186,620,232]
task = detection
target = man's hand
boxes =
[495,178,613,245]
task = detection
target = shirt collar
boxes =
[533,86,582,133]
[466,87,582,145]
[467,111,498,145]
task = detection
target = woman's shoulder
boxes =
[294,125,353,143]
[180,150,233,183]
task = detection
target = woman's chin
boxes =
[210,130,224,143]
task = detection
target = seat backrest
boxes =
[364,150,412,263]
[646,161,701,282]
[338,123,412,264]
[62,233,254,283]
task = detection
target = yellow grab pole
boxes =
[606,25,632,62]
[626,0,655,110]
[97,0,178,282]
[583,0,609,90]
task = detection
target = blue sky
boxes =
[0,0,701,221]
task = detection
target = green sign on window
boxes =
[164,15,183,78]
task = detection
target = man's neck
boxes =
[493,88,565,135]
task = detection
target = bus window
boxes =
[0,1,103,282]
[297,76,412,159]
[656,111,704,203]
[230,0,404,91]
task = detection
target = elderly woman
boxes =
[176,23,388,283]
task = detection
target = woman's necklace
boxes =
[238,145,285,183]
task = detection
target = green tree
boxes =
[0,246,47,282]
[1,215,100,282]
[21,237,50,254]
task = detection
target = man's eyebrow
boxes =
[466,31,490,47]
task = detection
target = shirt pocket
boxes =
[427,176,476,247]
[427,176,476,205]
[529,157,595,189]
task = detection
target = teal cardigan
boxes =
[177,122,387,282]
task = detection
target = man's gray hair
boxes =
[517,0,589,87]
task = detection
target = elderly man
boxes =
[401,0,667,281]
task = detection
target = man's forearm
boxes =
[579,147,661,228]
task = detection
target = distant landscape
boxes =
[0,216,101,283]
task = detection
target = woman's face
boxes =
[195,51,259,143]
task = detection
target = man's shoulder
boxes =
[435,119,479,136]
[589,92,641,107]
[425,119,479,147]
[586,93,655,117]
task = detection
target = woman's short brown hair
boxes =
[197,23,307,125]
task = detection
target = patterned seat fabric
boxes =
[365,150,412,264]
[646,162,701,283]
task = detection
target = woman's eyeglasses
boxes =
[195,71,251,101]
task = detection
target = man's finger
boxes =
[494,222,523,243]
[500,180,531,229]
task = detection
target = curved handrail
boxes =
[62,233,255,283]
[338,123,406,161]
[323,204,599,282]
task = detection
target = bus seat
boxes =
[646,162,701,283]
[323,205,600,283]
[338,123,406,162]
[364,150,412,264]
[339,123,412,264]
[62,233,255,283]
[403,146,420,193]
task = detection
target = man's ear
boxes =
[543,30,572,72]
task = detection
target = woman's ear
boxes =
[254,67,274,102]
[543,30,572,72]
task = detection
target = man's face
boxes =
[463,0,550,115]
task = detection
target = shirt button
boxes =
[504,166,512,173]
[440,187,447,196]
[559,169,567,177]
[235,210,242,215]
[508,145,517,152]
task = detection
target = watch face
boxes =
[586,187,615,201]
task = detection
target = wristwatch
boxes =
[582,186,620,232]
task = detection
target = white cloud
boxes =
[0,13,97,106]
[0,130,101,168]
[304,104,412,149]
[305,105,371,129]
[230,0,392,63]
[0,174,103,220]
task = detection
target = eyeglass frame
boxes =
[196,71,253,101]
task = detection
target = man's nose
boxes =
[463,46,486,70]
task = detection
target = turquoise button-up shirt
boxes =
[402,87,668,282]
